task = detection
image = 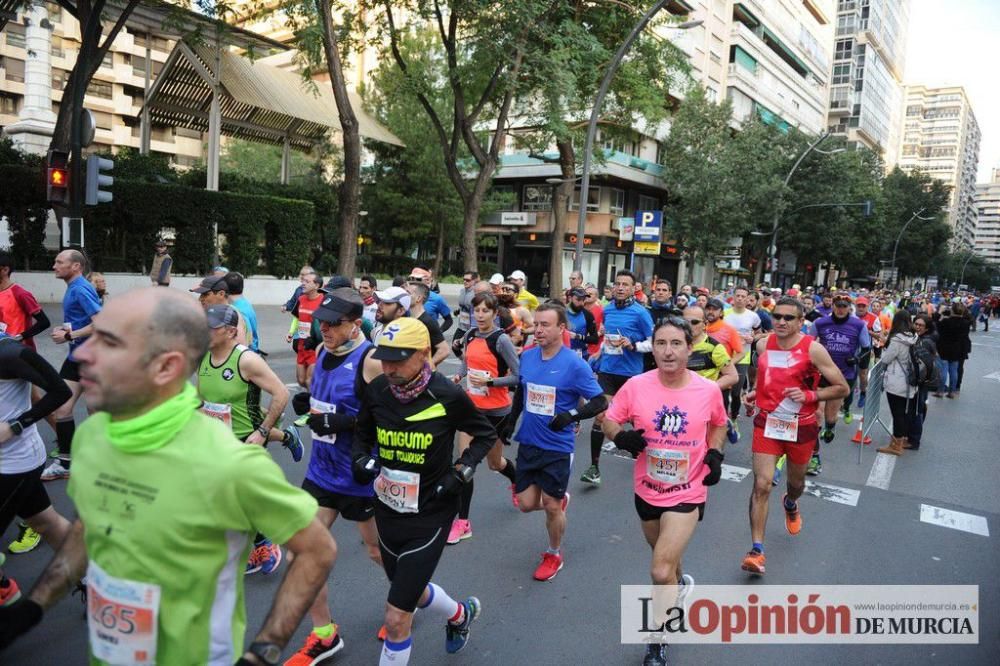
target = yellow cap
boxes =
[372,317,431,361]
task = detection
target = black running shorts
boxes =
[0,465,52,534]
[633,494,705,522]
[302,478,375,522]
[375,509,454,613]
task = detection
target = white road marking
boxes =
[919,504,990,537]
[983,371,1000,383]
[285,383,302,390]
[721,464,751,482]
[803,481,860,507]
[865,453,897,490]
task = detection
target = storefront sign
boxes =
[500,212,533,226]
[634,241,661,256]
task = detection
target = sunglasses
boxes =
[685,319,703,326]
[772,313,799,322]
[833,301,851,307]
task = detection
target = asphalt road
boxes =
[3,300,998,665]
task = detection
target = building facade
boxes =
[897,85,981,250]
[973,168,1000,265]
[826,0,909,161]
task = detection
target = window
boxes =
[832,63,850,85]
[906,104,922,116]
[48,2,63,23]
[87,80,113,99]
[101,52,113,69]
[52,69,68,90]
[0,94,17,115]
[522,184,552,212]
[569,187,600,212]
[51,36,65,58]
[6,23,25,49]
[91,111,113,130]
[834,39,853,61]
[151,36,171,52]
[637,194,659,212]
[609,189,625,216]
[4,58,25,83]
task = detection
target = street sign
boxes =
[617,217,634,241]
[634,241,661,256]
[633,210,662,242]
[500,212,532,226]
[926,276,938,290]
[718,247,741,257]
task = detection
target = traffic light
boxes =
[46,149,69,206]
[85,154,114,205]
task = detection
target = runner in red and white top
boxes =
[288,272,324,388]
[603,316,727,666]
[740,297,848,577]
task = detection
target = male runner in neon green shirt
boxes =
[0,288,336,666]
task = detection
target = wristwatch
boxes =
[248,642,282,665]
[256,425,270,438]
[7,420,24,437]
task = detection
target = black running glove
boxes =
[547,410,578,431]
[432,465,474,500]
[701,448,724,486]
[0,598,43,651]
[291,391,312,416]
[351,454,379,485]
[613,429,647,459]
[307,412,356,435]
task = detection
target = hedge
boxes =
[0,170,315,277]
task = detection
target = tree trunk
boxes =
[433,218,445,277]
[462,200,482,272]
[549,139,575,299]
[317,0,360,278]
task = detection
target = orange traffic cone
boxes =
[851,414,872,445]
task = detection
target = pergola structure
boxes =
[141,42,402,188]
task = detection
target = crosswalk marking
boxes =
[803,481,860,507]
[721,463,751,482]
[919,504,990,537]
[865,452,896,490]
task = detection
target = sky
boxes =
[904,0,1000,182]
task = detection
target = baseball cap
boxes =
[375,286,412,312]
[205,304,239,328]
[568,287,587,299]
[787,288,800,297]
[706,298,725,310]
[371,317,430,361]
[320,274,352,293]
[409,267,431,280]
[190,275,229,294]
[833,291,852,304]
[488,273,505,286]
[313,288,364,324]
[855,296,869,306]
[772,288,782,295]
[508,269,527,281]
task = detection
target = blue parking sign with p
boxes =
[634,210,662,242]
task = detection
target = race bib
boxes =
[604,334,624,355]
[86,560,160,665]
[766,350,793,368]
[459,311,471,329]
[200,401,232,429]
[309,397,337,444]
[374,468,420,513]
[646,448,690,485]
[764,412,799,442]
[526,382,556,417]
[466,369,490,397]
[296,320,310,339]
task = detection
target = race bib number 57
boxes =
[86,560,160,665]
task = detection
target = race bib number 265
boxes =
[86,560,160,665]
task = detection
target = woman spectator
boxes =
[934,303,970,398]
[953,302,973,393]
[876,311,918,456]
[906,314,936,450]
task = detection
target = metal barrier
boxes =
[857,360,891,463]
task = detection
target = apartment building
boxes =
[897,85,981,250]
[973,168,1000,264]
[826,0,909,161]
[0,2,209,163]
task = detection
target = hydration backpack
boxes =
[907,337,940,389]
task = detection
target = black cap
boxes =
[320,275,353,293]
[313,287,364,324]
[190,275,229,294]
[568,287,587,299]
[205,304,239,328]
[706,298,725,310]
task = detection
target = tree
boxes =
[519,2,690,297]
[366,0,561,272]
[220,139,318,184]
[879,167,951,279]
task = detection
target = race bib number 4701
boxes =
[86,560,160,665]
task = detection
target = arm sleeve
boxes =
[352,384,378,460]
[452,389,499,468]
[439,310,454,333]
[493,334,521,388]
[509,380,525,429]
[2,345,72,427]
[288,317,299,336]
[21,310,51,339]
[425,317,445,348]
[575,394,608,420]
[583,309,599,345]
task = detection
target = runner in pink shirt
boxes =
[603,317,727,665]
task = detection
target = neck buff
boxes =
[96,382,200,454]
[389,362,433,404]
[832,313,849,324]
[614,295,636,309]
[363,295,375,306]
[333,331,365,357]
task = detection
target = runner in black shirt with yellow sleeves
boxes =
[352,317,496,666]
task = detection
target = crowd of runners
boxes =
[0,248,993,665]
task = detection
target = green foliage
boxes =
[0,164,49,270]
[877,167,951,278]
[97,146,179,183]
[0,136,42,167]
[219,138,326,185]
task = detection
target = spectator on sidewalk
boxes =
[150,240,172,287]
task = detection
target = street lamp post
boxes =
[889,208,934,286]
[573,7,702,272]
[959,251,976,286]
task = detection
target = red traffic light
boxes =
[49,167,68,186]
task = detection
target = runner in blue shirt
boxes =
[224,272,260,352]
[410,267,454,332]
[511,303,606,581]
[565,287,598,358]
[42,250,102,481]
[583,270,653,487]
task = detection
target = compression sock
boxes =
[590,424,604,466]
[546,546,560,555]
[313,623,336,640]
[419,583,462,622]
[379,636,412,665]
[56,418,75,459]
[752,542,764,554]
[459,479,473,520]
[498,458,516,483]
[783,496,798,512]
